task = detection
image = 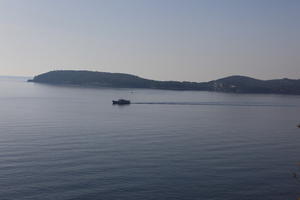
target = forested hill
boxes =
[28,70,209,90]
[28,70,300,95]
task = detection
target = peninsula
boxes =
[28,70,300,95]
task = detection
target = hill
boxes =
[28,70,209,90]
[28,71,300,95]
[209,75,300,94]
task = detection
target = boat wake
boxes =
[132,102,297,107]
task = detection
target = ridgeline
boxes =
[28,70,300,95]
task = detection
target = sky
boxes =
[0,0,299,81]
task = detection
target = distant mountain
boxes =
[28,71,300,95]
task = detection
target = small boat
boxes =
[298,124,300,128]
[112,99,131,105]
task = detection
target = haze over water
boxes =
[1,77,300,200]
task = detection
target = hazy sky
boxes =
[0,0,299,81]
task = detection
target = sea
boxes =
[1,76,300,200]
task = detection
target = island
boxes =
[28,70,300,95]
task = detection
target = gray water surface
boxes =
[1,77,300,200]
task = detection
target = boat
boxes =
[298,124,300,128]
[112,99,131,105]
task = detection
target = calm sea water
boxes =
[1,77,300,200]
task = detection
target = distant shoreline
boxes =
[29,70,300,95]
